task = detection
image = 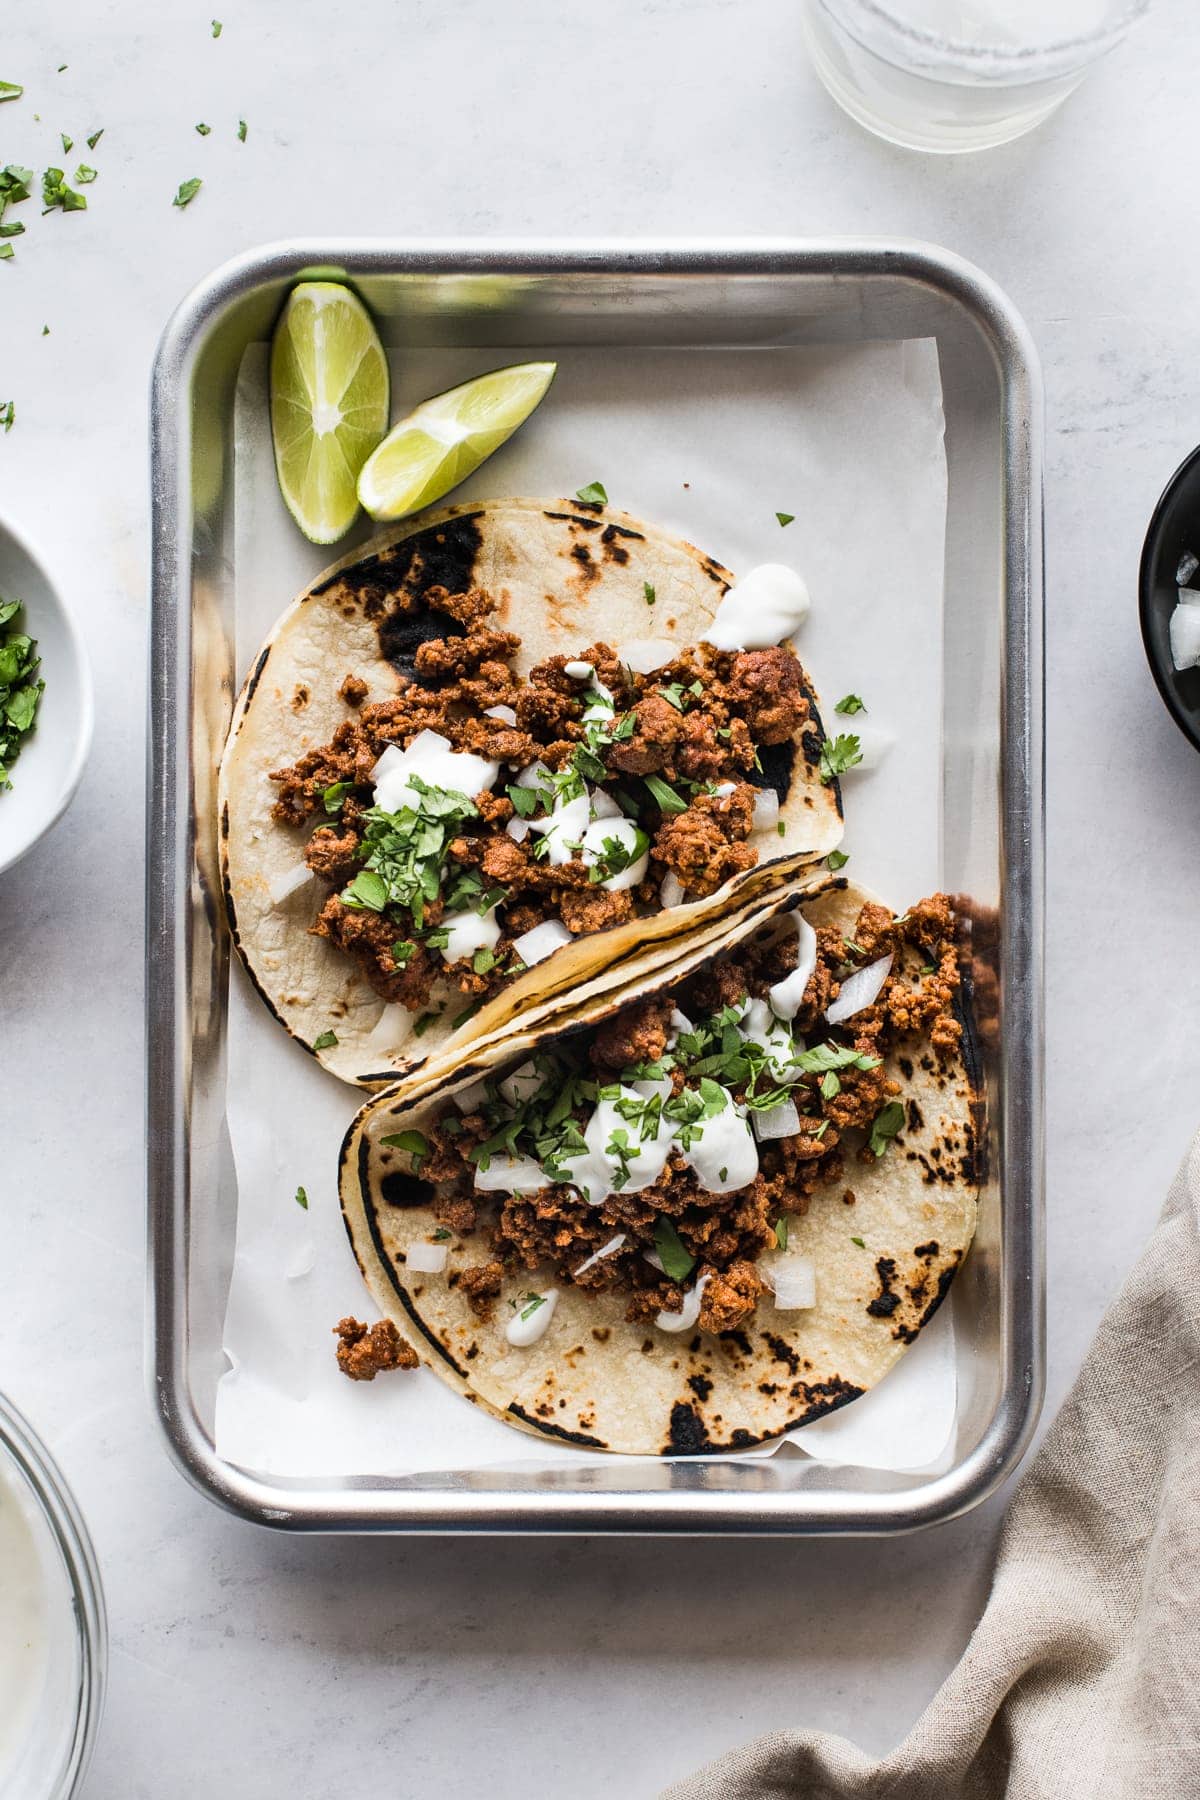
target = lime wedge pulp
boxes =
[270,282,390,545]
[357,360,557,522]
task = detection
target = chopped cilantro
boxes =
[718,1166,728,1183]
[41,167,87,212]
[826,849,850,871]
[344,869,388,912]
[0,401,12,432]
[775,511,795,527]
[835,693,866,715]
[643,773,688,816]
[819,734,862,784]
[211,18,223,35]
[86,128,103,149]
[586,825,649,886]
[0,83,23,103]
[451,998,482,1028]
[658,683,687,712]
[777,820,786,837]
[294,1186,308,1210]
[519,1292,546,1321]
[820,1071,840,1100]
[391,940,415,966]
[472,946,496,974]
[322,779,350,814]
[793,1042,881,1075]
[60,133,73,154]
[868,1101,906,1158]
[195,122,211,135]
[653,1217,695,1283]
[311,1030,338,1051]
[380,1129,431,1173]
[341,778,478,926]
[851,1235,865,1248]
[237,119,247,141]
[0,596,44,790]
[574,480,607,506]
[774,1217,789,1251]
[643,581,655,606]
[432,1228,452,1241]
[506,782,540,818]
[73,164,96,184]
[173,177,202,208]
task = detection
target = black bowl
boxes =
[1140,442,1200,752]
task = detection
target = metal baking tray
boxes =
[147,239,1044,1533]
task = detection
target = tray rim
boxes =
[146,236,1045,1534]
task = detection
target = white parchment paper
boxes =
[215,337,951,1478]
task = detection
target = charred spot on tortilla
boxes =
[687,1373,714,1401]
[907,1099,924,1132]
[665,1401,714,1456]
[914,1240,940,1259]
[763,1332,802,1375]
[379,1167,437,1210]
[866,1256,902,1319]
[242,642,272,706]
[220,800,230,840]
[749,736,797,806]
[291,683,310,711]
[505,1403,605,1448]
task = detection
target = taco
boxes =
[337,881,980,1455]
[218,498,843,1087]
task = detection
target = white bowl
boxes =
[0,518,92,876]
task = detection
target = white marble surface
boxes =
[2,2,1198,1795]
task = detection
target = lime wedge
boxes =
[270,282,389,545]
[357,360,557,522]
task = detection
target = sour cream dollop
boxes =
[681,1089,758,1194]
[767,911,818,1022]
[563,1085,675,1205]
[505,1288,559,1347]
[438,907,501,965]
[702,565,811,652]
[579,816,649,891]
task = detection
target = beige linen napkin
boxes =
[666,1132,1200,1800]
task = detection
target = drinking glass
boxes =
[801,0,1150,153]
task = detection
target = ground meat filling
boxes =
[267,588,812,1011]
[383,896,966,1331]
[333,1316,418,1381]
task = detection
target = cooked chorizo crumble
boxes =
[377,894,966,1336]
[269,585,812,1025]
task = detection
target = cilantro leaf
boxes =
[826,849,850,871]
[868,1101,906,1158]
[237,119,247,141]
[643,773,688,815]
[775,511,795,527]
[195,122,211,135]
[294,1186,309,1210]
[653,1217,696,1283]
[643,581,655,606]
[73,164,97,184]
[819,734,862,784]
[380,1129,430,1161]
[311,1030,338,1051]
[0,83,23,103]
[574,480,607,505]
[851,1235,865,1248]
[211,18,223,35]
[86,128,104,149]
[173,177,202,208]
[835,694,866,715]
[774,1217,789,1251]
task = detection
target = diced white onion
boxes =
[590,788,623,821]
[659,871,686,908]
[363,1004,416,1056]
[504,1288,558,1347]
[563,659,594,680]
[826,952,893,1024]
[1169,597,1200,671]
[764,1253,816,1311]
[572,1233,627,1278]
[526,792,590,864]
[406,1240,448,1274]
[515,759,553,790]
[438,908,501,965]
[667,1007,692,1044]
[498,1060,542,1107]
[506,815,530,843]
[269,863,316,904]
[656,1274,710,1335]
[751,1097,800,1142]
[369,741,409,784]
[752,788,780,832]
[711,781,737,802]
[473,1155,551,1194]
[373,728,499,813]
[453,1077,489,1114]
[620,637,677,674]
[484,704,518,726]
[1177,551,1199,585]
[512,919,573,966]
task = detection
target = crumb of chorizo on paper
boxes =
[333,1315,418,1381]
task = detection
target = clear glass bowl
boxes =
[0,1394,106,1798]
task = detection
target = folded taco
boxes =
[218,499,843,1086]
[337,881,980,1455]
